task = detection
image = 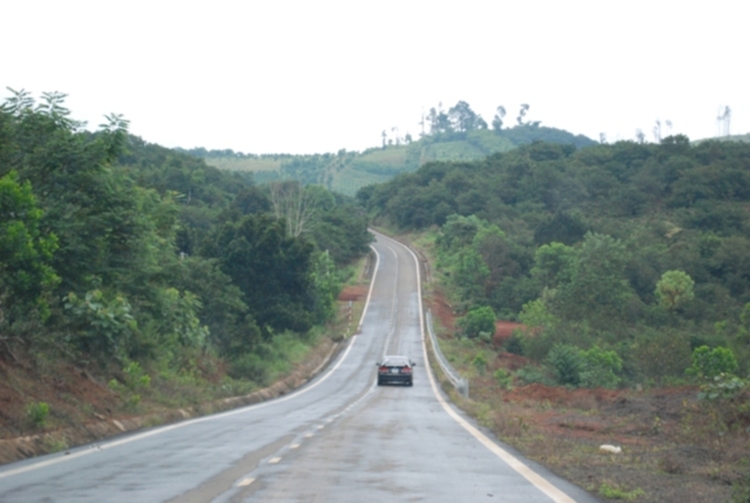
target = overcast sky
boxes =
[3,1,748,154]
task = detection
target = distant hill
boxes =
[693,133,750,145]
[180,125,596,196]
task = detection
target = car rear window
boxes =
[383,357,409,366]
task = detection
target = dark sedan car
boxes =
[376,355,416,386]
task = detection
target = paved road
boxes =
[0,233,598,502]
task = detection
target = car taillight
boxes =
[379,366,388,372]
[401,366,412,374]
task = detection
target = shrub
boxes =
[631,328,692,383]
[472,351,488,375]
[516,365,556,386]
[456,306,496,339]
[228,353,269,384]
[26,401,50,427]
[697,373,746,400]
[579,345,623,389]
[546,343,584,386]
[494,368,513,389]
[504,332,524,355]
[688,345,738,380]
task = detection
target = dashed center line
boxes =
[268,457,281,464]
[237,477,255,487]
[289,443,300,449]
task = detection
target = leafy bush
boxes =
[546,343,584,386]
[688,345,738,380]
[579,345,623,389]
[516,365,556,386]
[697,373,746,400]
[504,333,524,355]
[457,306,496,339]
[109,361,151,409]
[228,353,269,384]
[494,368,513,389]
[472,351,488,374]
[26,401,50,427]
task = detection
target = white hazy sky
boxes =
[3,1,748,154]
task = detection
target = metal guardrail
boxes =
[426,310,469,398]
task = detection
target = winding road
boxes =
[0,233,598,502]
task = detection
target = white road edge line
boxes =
[383,231,577,503]
[0,244,384,480]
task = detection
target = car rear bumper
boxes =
[378,373,412,384]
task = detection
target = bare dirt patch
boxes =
[493,320,523,346]
[338,285,368,302]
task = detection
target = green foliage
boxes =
[493,368,513,388]
[153,288,209,349]
[26,401,50,427]
[516,365,556,386]
[579,345,623,389]
[65,290,137,358]
[211,213,317,334]
[631,329,693,383]
[365,118,750,385]
[457,306,496,339]
[108,361,151,409]
[554,232,637,327]
[688,345,738,380]
[546,343,585,386]
[0,90,370,382]
[531,242,575,289]
[697,373,746,400]
[598,483,645,500]
[0,171,59,321]
[472,351,488,374]
[655,270,695,311]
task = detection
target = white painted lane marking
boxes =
[304,433,313,438]
[386,232,577,503]
[289,443,300,449]
[0,255,380,480]
[237,477,255,487]
[268,457,281,464]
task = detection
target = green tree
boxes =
[655,270,695,311]
[213,213,317,334]
[531,242,576,290]
[0,171,59,322]
[555,232,636,326]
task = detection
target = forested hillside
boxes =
[181,101,596,196]
[361,136,750,387]
[0,90,372,409]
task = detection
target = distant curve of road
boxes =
[0,233,598,502]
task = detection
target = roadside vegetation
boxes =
[365,136,750,501]
[0,89,372,446]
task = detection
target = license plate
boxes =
[390,368,399,374]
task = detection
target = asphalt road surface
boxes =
[0,232,598,502]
